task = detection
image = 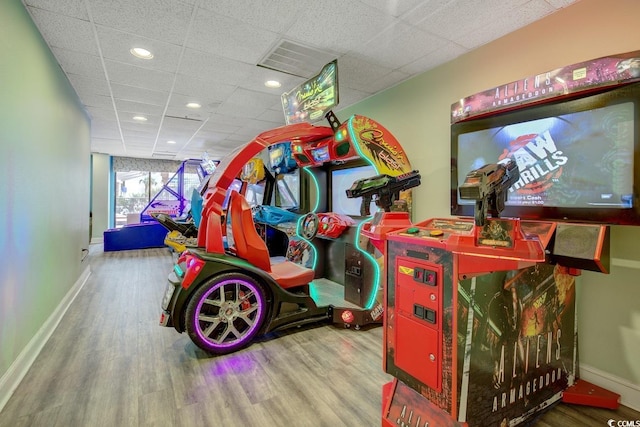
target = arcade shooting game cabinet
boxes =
[381,50,640,427]
[159,60,420,355]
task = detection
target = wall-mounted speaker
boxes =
[551,223,610,273]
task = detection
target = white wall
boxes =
[91,154,111,242]
[0,0,91,386]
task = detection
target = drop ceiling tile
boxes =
[161,116,205,133]
[200,120,241,134]
[199,0,304,33]
[88,0,195,45]
[85,106,118,121]
[399,41,468,75]
[121,127,158,138]
[81,94,114,109]
[256,109,286,124]
[115,99,165,116]
[546,0,579,7]
[178,49,255,85]
[204,113,248,128]
[120,121,156,132]
[451,0,555,50]
[366,70,412,94]
[27,7,97,54]
[123,140,158,151]
[172,75,237,103]
[238,65,305,95]
[285,0,394,53]
[24,0,89,20]
[412,0,530,42]
[355,21,449,70]
[336,55,391,93]
[187,8,279,64]
[359,0,432,18]
[104,60,175,92]
[91,122,121,139]
[398,0,457,26]
[166,92,217,115]
[193,130,232,143]
[215,102,267,120]
[336,87,372,111]
[224,88,281,110]
[111,83,168,107]
[50,47,104,79]
[67,73,111,98]
[95,26,183,73]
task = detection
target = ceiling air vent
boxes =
[257,39,338,78]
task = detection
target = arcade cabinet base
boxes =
[382,379,468,427]
[562,379,620,409]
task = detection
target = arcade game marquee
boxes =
[381,50,640,427]
[158,60,420,355]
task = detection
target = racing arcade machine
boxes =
[381,50,640,426]
[158,60,420,355]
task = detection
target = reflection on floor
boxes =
[310,278,360,309]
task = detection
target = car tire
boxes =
[185,272,268,355]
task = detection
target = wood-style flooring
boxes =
[0,246,637,426]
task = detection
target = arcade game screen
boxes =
[457,102,634,208]
[331,165,377,216]
[452,84,640,224]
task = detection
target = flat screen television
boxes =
[330,164,377,216]
[451,83,640,225]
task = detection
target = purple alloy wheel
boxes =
[191,275,266,351]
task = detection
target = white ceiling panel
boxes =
[88,0,195,46]
[95,26,184,73]
[187,8,280,64]
[28,7,96,54]
[23,0,580,161]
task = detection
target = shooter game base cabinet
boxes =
[382,217,611,426]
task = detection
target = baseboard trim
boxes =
[611,257,640,270]
[90,237,104,244]
[0,265,92,414]
[579,363,640,411]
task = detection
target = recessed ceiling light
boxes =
[186,102,201,109]
[167,140,176,144]
[130,47,154,59]
[133,115,147,121]
[265,80,281,88]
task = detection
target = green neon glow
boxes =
[173,263,183,277]
[303,166,320,213]
[294,215,319,271]
[309,280,319,302]
[295,166,320,271]
[355,219,381,310]
[347,116,381,310]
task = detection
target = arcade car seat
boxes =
[228,191,315,289]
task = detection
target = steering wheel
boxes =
[298,212,319,240]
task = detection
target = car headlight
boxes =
[161,282,176,310]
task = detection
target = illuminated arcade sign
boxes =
[282,60,338,125]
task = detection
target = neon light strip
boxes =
[295,215,318,271]
[303,166,320,213]
[347,117,381,310]
[356,220,380,310]
[294,167,321,270]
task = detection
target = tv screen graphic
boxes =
[451,83,640,225]
[331,165,377,217]
[456,102,634,210]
